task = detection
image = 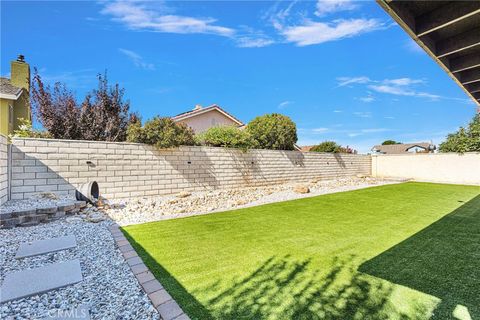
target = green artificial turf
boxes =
[122,182,480,319]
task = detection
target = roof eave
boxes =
[0,89,22,101]
[172,106,244,126]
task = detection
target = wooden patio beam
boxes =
[465,81,480,94]
[457,67,480,85]
[436,27,480,58]
[450,52,480,73]
[416,3,480,37]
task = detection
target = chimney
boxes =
[11,54,30,92]
[193,104,203,111]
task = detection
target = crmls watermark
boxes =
[47,308,88,318]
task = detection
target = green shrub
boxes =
[126,117,144,143]
[439,113,480,153]
[126,116,195,148]
[310,141,341,153]
[11,118,51,139]
[195,125,253,150]
[382,140,401,145]
[310,141,357,153]
[246,113,297,150]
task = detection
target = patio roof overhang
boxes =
[377,0,480,108]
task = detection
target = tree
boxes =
[310,141,341,153]
[127,116,195,148]
[439,113,480,153]
[31,69,131,141]
[382,140,401,145]
[31,74,80,139]
[246,113,297,150]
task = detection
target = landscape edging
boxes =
[108,223,190,320]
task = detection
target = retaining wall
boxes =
[10,138,371,200]
[0,135,8,205]
[372,153,480,186]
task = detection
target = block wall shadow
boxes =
[359,194,480,319]
[159,147,220,191]
[9,145,78,199]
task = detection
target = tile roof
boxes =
[0,77,22,98]
[372,142,435,154]
[299,145,315,152]
[172,104,244,126]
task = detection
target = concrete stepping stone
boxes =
[15,236,77,259]
[45,304,90,319]
[0,259,83,303]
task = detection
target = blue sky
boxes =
[1,0,477,152]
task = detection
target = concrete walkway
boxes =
[0,259,83,303]
[1,234,87,320]
[15,235,77,259]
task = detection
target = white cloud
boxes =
[348,132,362,137]
[358,96,375,103]
[40,68,96,88]
[236,36,275,48]
[280,18,383,46]
[336,76,371,87]
[102,1,234,37]
[368,84,441,100]
[368,84,413,96]
[278,100,293,109]
[382,78,425,86]
[119,48,155,70]
[333,109,343,113]
[353,111,372,118]
[384,116,395,119]
[336,76,456,101]
[312,127,329,133]
[315,0,357,17]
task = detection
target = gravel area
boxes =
[0,219,160,320]
[0,193,76,214]
[107,177,405,226]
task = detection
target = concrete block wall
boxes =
[10,138,371,200]
[0,134,8,204]
[372,153,480,185]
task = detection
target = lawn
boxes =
[122,182,480,320]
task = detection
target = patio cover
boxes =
[377,0,480,108]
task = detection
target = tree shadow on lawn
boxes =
[121,231,430,320]
[359,194,480,320]
[197,255,426,320]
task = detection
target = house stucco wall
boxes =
[0,134,8,205]
[10,138,371,200]
[0,99,12,136]
[175,109,240,133]
[372,153,480,186]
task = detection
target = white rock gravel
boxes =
[106,177,405,226]
[0,220,159,320]
[0,193,76,214]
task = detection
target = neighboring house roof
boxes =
[172,104,244,126]
[0,77,22,100]
[299,145,314,152]
[372,142,435,154]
